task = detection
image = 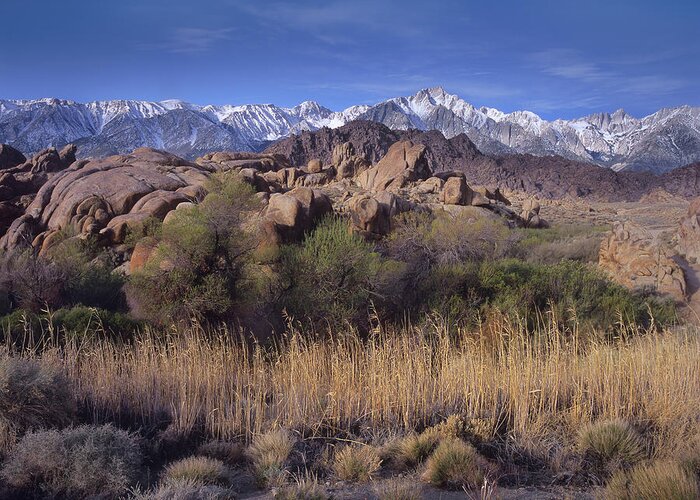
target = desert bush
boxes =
[374,478,422,500]
[278,216,391,327]
[0,243,126,314]
[161,456,232,487]
[133,478,236,500]
[605,460,699,500]
[198,440,246,466]
[248,429,295,487]
[0,250,67,312]
[385,211,514,313]
[422,438,484,490]
[510,224,607,264]
[2,424,142,497]
[578,419,646,478]
[332,444,382,482]
[128,173,261,324]
[0,356,75,448]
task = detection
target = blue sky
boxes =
[1,0,698,119]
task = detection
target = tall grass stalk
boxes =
[22,317,700,457]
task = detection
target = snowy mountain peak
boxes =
[1,88,699,173]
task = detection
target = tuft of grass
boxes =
[391,432,440,469]
[675,433,700,477]
[578,419,646,478]
[133,478,236,500]
[374,478,422,500]
[332,444,382,482]
[198,440,246,467]
[422,438,484,490]
[247,429,295,487]
[605,460,699,500]
[273,474,329,499]
[161,456,232,487]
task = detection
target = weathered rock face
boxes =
[332,142,370,179]
[676,198,700,263]
[599,221,686,301]
[519,198,547,228]
[356,141,431,192]
[347,191,414,240]
[307,159,322,173]
[0,148,212,252]
[129,238,159,274]
[196,151,291,173]
[262,187,332,246]
[440,176,471,205]
[0,145,26,170]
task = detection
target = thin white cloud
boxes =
[530,48,689,96]
[141,27,233,55]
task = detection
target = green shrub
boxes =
[578,419,646,478]
[52,305,141,338]
[0,356,75,449]
[128,173,261,324]
[2,424,142,497]
[278,217,390,327]
[161,456,232,487]
[421,438,483,490]
[511,224,607,264]
[332,444,382,482]
[606,461,699,500]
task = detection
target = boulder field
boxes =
[3,138,700,304]
[0,140,535,273]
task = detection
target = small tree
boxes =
[128,172,261,324]
[278,216,393,328]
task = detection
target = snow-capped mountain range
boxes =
[1,87,698,173]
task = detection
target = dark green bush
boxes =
[2,424,143,497]
[410,259,674,332]
[278,216,395,328]
[127,173,261,324]
[52,306,141,338]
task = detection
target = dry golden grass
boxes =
[605,460,699,500]
[374,478,422,500]
[332,444,382,482]
[247,429,295,487]
[421,437,484,490]
[161,456,232,487]
[18,316,700,469]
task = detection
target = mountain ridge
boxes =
[1,87,699,173]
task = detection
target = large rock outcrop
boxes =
[261,187,332,246]
[357,141,431,192]
[0,144,26,170]
[599,221,686,301]
[0,148,213,252]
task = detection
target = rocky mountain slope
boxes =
[266,121,700,201]
[1,89,698,172]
